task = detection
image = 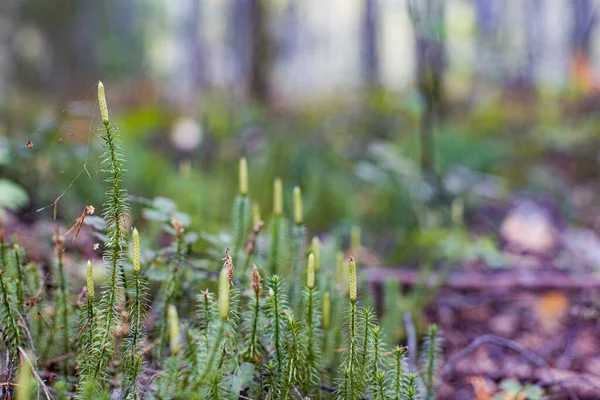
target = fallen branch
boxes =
[367,268,600,290]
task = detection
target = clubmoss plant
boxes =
[157,219,185,356]
[242,264,264,363]
[371,326,390,400]
[199,263,229,384]
[76,261,98,397]
[122,228,148,399]
[281,310,306,399]
[337,256,363,400]
[359,307,376,377]
[268,178,288,275]
[290,186,307,310]
[0,106,450,399]
[0,269,24,359]
[392,346,407,400]
[421,324,442,400]
[13,245,25,312]
[404,374,421,400]
[232,158,252,267]
[303,252,321,397]
[0,219,7,270]
[265,274,287,388]
[92,81,131,384]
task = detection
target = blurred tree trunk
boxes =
[408,0,446,176]
[571,0,595,57]
[473,0,499,97]
[361,0,380,87]
[522,0,542,92]
[230,0,252,97]
[180,0,204,104]
[229,0,271,103]
[0,0,17,103]
[249,0,271,103]
[570,0,598,93]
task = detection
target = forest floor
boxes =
[392,265,600,399]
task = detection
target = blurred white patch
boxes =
[13,26,48,66]
[170,117,203,151]
[501,200,557,254]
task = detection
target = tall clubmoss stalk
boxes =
[420,324,441,400]
[265,275,287,382]
[338,256,361,400]
[281,311,305,399]
[77,261,98,396]
[198,290,214,350]
[93,81,130,383]
[290,186,306,310]
[158,219,185,356]
[371,326,389,400]
[268,178,288,275]
[392,347,407,400]
[242,264,263,363]
[0,219,8,271]
[122,228,147,399]
[13,245,25,312]
[304,252,321,397]
[404,374,420,400]
[360,307,375,375]
[199,261,230,384]
[0,270,23,355]
[232,158,252,267]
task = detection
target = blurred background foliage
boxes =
[3,0,600,267]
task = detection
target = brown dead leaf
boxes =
[536,291,568,333]
[467,376,493,400]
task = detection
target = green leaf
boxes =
[0,180,29,211]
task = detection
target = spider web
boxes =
[17,82,103,219]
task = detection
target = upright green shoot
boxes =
[92,81,131,384]
[304,252,321,397]
[242,264,264,364]
[290,186,307,310]
[122,228,148,399]
[337,256,363,400]
[232,158,252,268]
[268,178,288,275]
[420,324,442,400]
